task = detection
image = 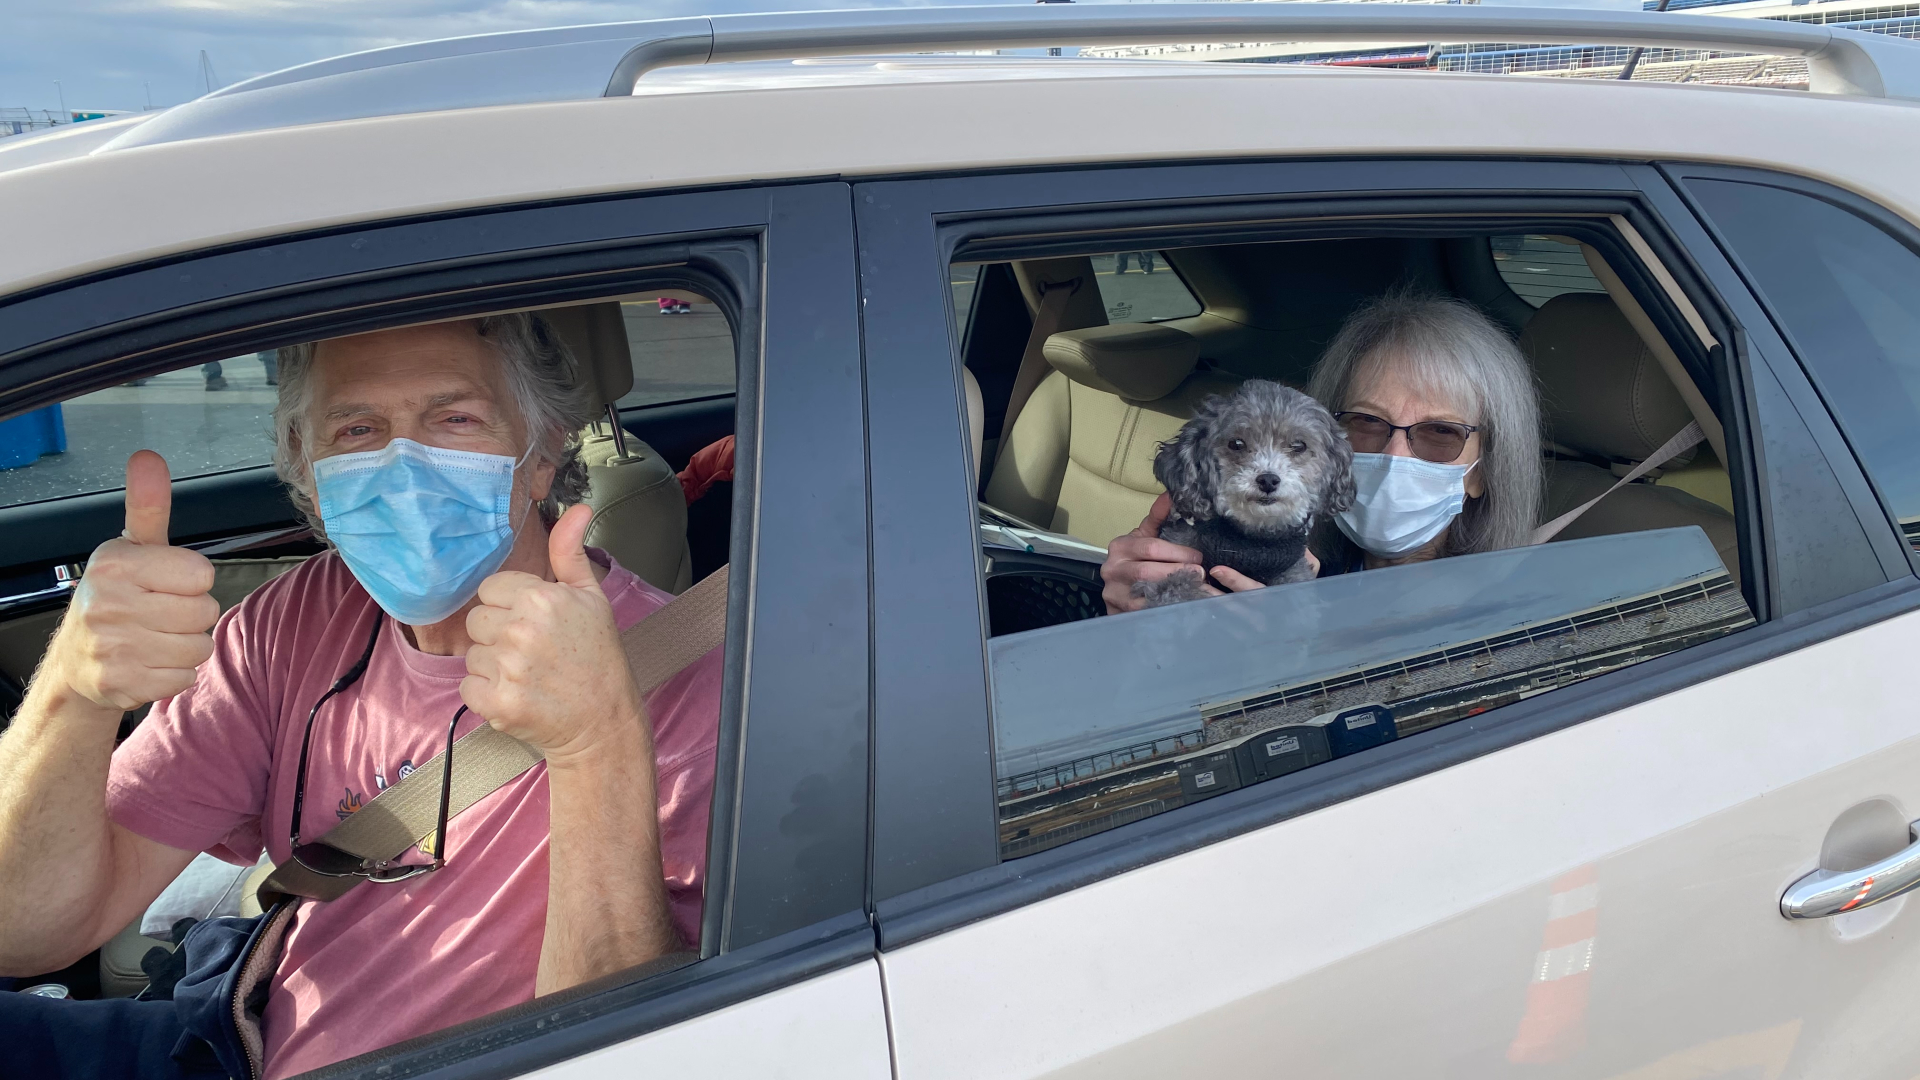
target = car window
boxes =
[0,352,279,511]
[1090,252,1203,323]
[1491,235,1609,307]
[0,299,737,512]
[615,295,735,409]
[988,527,1753,859]
[952,256,1203,338]
[1681,178,1920,553]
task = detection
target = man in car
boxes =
[0,314,720,1079]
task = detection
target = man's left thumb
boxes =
[549,503,597,590]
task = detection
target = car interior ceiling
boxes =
[967,231,1740,635]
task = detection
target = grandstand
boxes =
[1081,0,1920,89]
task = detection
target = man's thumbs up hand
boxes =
[46,452,220,713]
[123,449,173,547]
[547,504,599,592]
[464,503,649,767]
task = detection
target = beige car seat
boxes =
[983,322,1241,547]
[1522,294,1741,579]
[540,303,694,594]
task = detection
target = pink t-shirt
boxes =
[106,549,721,1080]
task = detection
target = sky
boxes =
[0,0,1018,114]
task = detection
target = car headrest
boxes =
[1043,323,1199,402]
[1521,293,1693,463]
[537,302,633,413]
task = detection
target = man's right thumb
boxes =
[124,450,173,546]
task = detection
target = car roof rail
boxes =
[102,3,1920,152]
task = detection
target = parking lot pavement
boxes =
[0,362,279,510]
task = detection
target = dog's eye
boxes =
[1228,438,1246,453]
[1288,440,1308,455]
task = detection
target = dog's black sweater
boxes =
[1157,513,1312,586]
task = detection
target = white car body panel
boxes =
[883,608,1920,1076]
[2,66,1919,299]
[527,960,892,1079]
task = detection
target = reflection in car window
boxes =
[0,354,279,510]
[988,528,1752,859]
[1491,235,1608,308]
[1090,252,1203,324]
[1682,179,1920,552]
[616,297,736,409]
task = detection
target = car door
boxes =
[855,159,1920,1078]
[0,182,890,1078]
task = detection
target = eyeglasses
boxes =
[289,617,460,885]
[1335,411,1480,464]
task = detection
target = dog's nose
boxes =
[1256,472,1281,494]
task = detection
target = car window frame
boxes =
[1661,162,1920,581]
[852,156,1915,953]
[0,181,875,1078]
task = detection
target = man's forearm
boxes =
[537,710,678,996]
[0,672,132,972]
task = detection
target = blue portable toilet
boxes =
[0,405,68,470]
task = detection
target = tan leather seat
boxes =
[1522,294,1740,578]
[984,322,1240,547]
[540,303,693,594]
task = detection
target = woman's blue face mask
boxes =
[312,437,533,626]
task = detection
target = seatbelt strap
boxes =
[258,564,731,906]
[1532,422,1704,545]
[990,279,1080,472]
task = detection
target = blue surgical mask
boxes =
[1335,452,1477,558]
[313,438,533,626]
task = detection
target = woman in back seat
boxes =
[1101,292,1542,612]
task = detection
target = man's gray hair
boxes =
[272,313,597,538]
[1308,291,1543,556]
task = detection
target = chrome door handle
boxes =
[1781,820,1920,920]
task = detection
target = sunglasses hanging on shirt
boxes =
[287,616,462,884]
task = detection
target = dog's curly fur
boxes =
[1133,380,1355,607]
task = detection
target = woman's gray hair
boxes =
[1308,291,1543,556]
[272,313,597,538]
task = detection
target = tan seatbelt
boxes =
[990,279,1080,472]
[1532,423,1704,545]
[258,564,731,906]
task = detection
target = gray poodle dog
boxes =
[1132,380,1355,607]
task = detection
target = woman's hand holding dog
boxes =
[1101,494,1316,614]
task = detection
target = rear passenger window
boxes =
[993,532,1752,858]
[1491,235,1608,307]
[0,353,278,510]
[1090,252,1202,323]
[968,234,1755,859]
[1681,178,1920,553]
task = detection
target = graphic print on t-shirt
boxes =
[337,757,417,821]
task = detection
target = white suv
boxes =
[4,5,1920,1077]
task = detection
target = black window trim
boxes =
[855,155,1910,950]
[0,181,881,1077]
[1627,164,1915,594]
[1658,162,1920,581]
